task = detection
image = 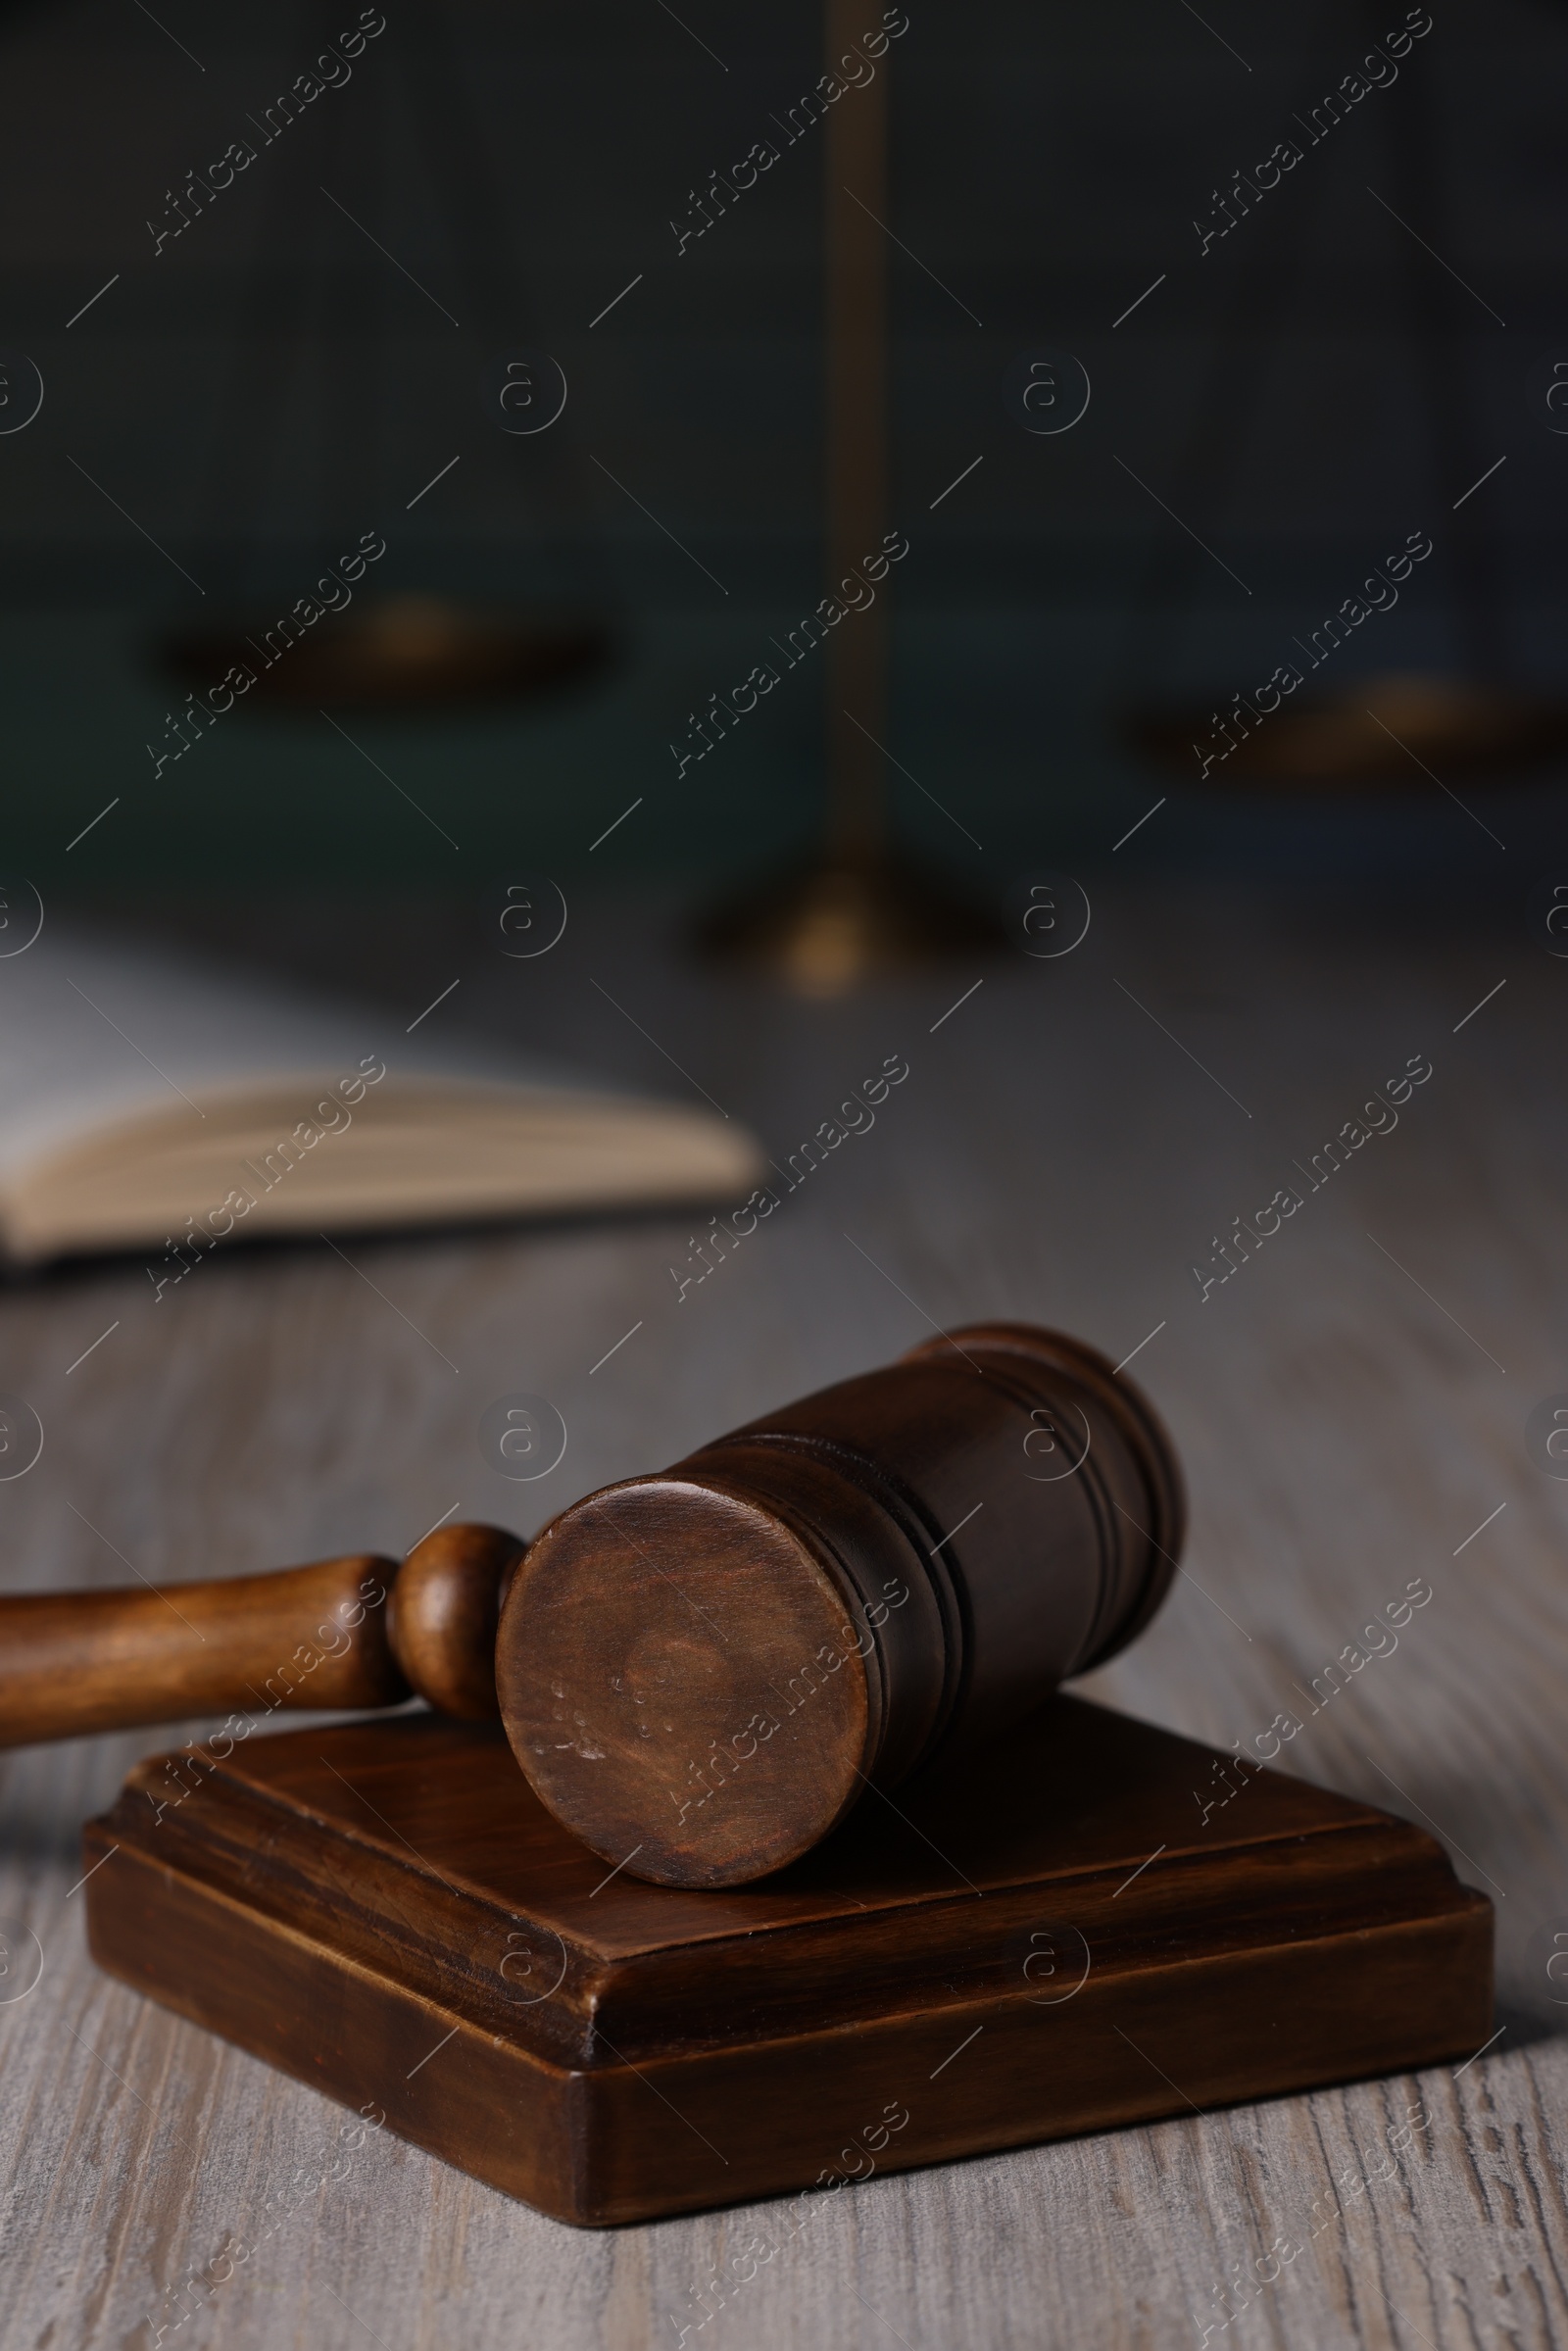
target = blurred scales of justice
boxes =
[158,0,1567,998]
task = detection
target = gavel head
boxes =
[493,1324,1184,1889]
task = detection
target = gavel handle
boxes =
[0,1555,405,1747]
[0,1524,523,1747]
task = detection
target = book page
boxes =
[0,921,592,1185]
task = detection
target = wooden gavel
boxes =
[1,1323,1183,1886]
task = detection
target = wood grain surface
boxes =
[1,878,1564,2349]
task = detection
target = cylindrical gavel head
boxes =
[495,1323,1184,1888]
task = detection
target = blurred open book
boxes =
[0,926,762,1267]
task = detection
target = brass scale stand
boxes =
[695,0,996,990]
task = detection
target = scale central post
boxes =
[696,0,997,994]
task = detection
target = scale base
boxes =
[693,855,1001,998]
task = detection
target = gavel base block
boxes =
[83,1698,1492,2228]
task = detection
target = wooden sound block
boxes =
[83,1697,1492,2228]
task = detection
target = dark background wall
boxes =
[2,0,1567,895]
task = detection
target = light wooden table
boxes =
[1,878,1563,2350]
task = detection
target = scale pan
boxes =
[1127,672,1568,789]
[162,594,613,710]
